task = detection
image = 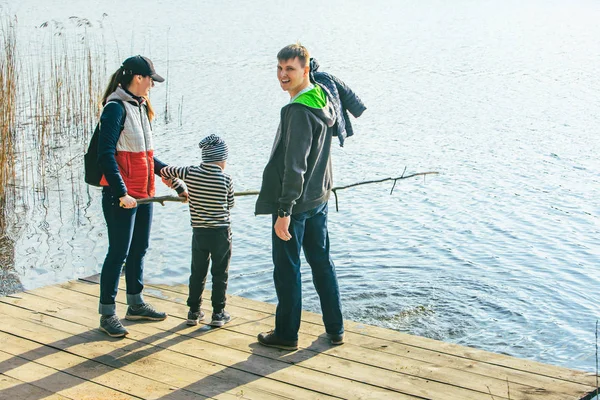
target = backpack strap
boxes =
[84,99,129,187]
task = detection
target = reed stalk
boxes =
[0,14,110,234]
[0,16,18,235]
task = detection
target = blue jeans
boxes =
[272,202,344,341]
[99,188,152,315]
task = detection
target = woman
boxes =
[97,55,186,337]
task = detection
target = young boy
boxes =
[160,134,234,327]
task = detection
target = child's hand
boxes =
[179,191,189,203]
[162,176,174,188]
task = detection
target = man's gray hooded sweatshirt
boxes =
[255,84,336,216]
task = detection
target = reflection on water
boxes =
[2,0,599,372]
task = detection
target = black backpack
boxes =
[84,100,126,186]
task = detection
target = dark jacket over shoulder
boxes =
[310,58,366,147]
[255,85,336,216]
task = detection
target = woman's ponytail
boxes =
[100,67,124,107]
[144,96,155,122]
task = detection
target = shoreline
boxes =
[0,235,23,296]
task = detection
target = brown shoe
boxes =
[257,330,298,350]
[327,332,345,345]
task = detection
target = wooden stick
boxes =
[235,190,260,197]
[137,170,439,210]
[135,190,261,205]
[136,196,187,205]
[331,170,439,211]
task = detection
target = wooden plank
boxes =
[0,329,207,400]
[0,306,335,400]
[3,290,418,399]
[0,294,408,400]
[0,373,73,400]
[5,278,597,400]
[70,278,595,399]
[29,284,487,399]
[0,348,136,400]
[24,282,590,400]
[151,281,599,387]
[217,294,598,396]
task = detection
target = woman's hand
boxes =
[119,194,137,209]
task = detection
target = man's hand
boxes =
[274,216,292,241]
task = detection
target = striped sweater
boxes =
[161,163,234,228]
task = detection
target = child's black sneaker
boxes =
[187,309,205,326]
[99,315,129,338]
[125,303,167,321]
[209,310,231,327]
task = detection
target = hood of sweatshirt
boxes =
[106,86,145,106]
[291,84,336,128]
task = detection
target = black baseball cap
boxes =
[121,55,165,82]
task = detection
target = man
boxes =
[255,43,344,350]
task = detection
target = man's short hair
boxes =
[277,43,310,68]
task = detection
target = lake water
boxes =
[2,0,599,373]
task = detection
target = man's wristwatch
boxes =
[277,208,290,218]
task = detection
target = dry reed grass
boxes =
[0,15,17,234]
[0,14,108,236]
[0,13,111,289]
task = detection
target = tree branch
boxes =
[137,170,439,211]
[331,169,439,211]
[136,195,187,206]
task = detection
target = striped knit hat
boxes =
[199,134,228,162]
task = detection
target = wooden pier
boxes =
[0,276,597,399]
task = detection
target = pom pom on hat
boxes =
[199,134,228,162]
